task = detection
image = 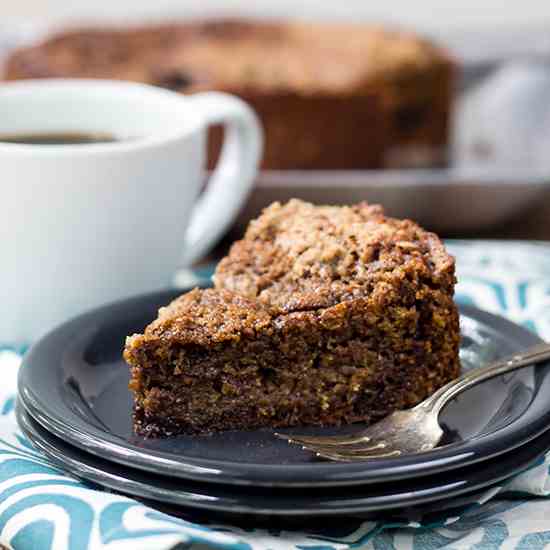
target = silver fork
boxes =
[275,342,550,461]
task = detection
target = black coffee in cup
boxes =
[0,132,119,145]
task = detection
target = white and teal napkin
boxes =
[2,240,550,550]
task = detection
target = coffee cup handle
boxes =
[180,92,263,266]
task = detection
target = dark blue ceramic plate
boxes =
[17,404,550,518]
[17,286,550,488]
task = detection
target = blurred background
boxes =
[4,0,550,247]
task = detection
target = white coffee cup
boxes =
[0,79,263,344]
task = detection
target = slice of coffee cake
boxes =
[124,200,460,436]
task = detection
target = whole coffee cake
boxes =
[124,200,460,436]
[5,20,454,169]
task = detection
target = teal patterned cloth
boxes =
[2,240,550,550]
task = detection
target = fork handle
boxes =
[417,341,550,415]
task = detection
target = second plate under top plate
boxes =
[18,404,550,518]
[17,287,550,488]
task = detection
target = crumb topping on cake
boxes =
[126,288,271,348]
[6,21,449,96]
[214,199,455,312]
[155,22,447,95]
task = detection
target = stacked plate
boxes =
[16,286,550,520]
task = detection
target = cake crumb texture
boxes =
[124,200,460,436]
